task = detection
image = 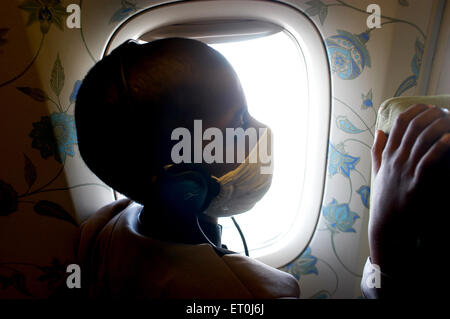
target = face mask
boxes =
[204,128,273,218]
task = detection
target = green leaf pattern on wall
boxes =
[0,258,70,297]
[34,200,78,227]
[0,0,111,297]
[17,87,49,102]
[0,180,19,217]
[24,154,37,190]
[0,272,32,296]
[305,0,328,25]
[50,53,65,98]
[37,258,67,290]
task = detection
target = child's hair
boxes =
[75,38,241,203]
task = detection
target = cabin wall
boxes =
[282,0,436,298]
[428,1,450,95]
[0,0,437,298]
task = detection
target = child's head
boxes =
[75,38,270,205]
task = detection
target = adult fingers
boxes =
[371,130,388,176]
[399,107,449,159]
[410,113,450,169]
[385,104,430,153]
[415,133,450,183]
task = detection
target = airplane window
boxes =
[210,31,309,257]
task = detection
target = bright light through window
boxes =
[211,31,309,256]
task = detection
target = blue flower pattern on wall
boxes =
[70,80,82,104]
[0,1,92,296]
[361,89,373,109]
[326,30,371,80]
[282,0,427,298]
[109,0,139,24]
[282,247,319,280]
[0,0,429,298]
[30,112,78,163]
[0,0,113,294]
[322,199,360,233]
[30,112,77,163]
[357,185,370,208]
[22,53,80,164]
[18,0,68,34]
[328,143,360,178]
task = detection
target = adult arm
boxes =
[362,104,450,298]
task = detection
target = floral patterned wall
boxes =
[0,0,436,298]
[280,0,434,298]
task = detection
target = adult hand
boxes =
[369,104,450,277]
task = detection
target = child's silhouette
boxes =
[74,38,299,298]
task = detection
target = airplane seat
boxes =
[76,199,301,299]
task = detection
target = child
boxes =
[75,38,299,298]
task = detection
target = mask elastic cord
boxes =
[195,214,249,258]
[231,216,249,257]
[195,214,219,247]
